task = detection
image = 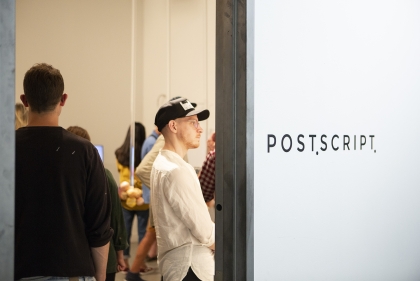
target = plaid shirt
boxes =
[199,149,216,202]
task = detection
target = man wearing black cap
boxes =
[150,97,215,281]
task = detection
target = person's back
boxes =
[15,127,110,277]
[15,63,112,281]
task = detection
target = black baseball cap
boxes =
[155,97,210,132]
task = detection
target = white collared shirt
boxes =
[151,149,215,281]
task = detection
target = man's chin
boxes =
[189,142,200,149]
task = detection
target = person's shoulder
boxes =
[62,129,89,143]
[146,132,158,142]
[162,151,193,175]
[160,149,185,163]
[63,129,96,150]
[156,134,165,143]
[16,126,62,137]
[63,130,101,162]
[16,126,87,146]
[165,161,196,187]
[105,168,118,186]
[142,135,157,150]
[104,168,113,178]
[153,151,181,174]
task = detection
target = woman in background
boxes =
[67,125,128,281]
[15,102,28,129]
[115,122,148,269]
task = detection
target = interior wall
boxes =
[16,0,215,180]
[141,0,216,168]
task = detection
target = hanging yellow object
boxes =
[126,197,137,208]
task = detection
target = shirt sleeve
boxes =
[163,168,215,246]
[141,137,153,160]
[85,145,113,247]
[199,150,216,202]
[136,135,165,188]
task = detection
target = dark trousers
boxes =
[105,273,116,281]
[122,208,149,257]
[161,267,201,281]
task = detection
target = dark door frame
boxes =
[215,0,254,280]
[0,0,16,280]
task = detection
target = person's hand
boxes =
[206,199,215,208]
[116,250,127,272]
[117,262,127,272]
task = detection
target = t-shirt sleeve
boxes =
[84,145,114,247]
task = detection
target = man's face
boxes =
[175,115,203,149]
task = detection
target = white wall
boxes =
[16,0,215,180]
[141,0,216,168]
[254,1,420,280]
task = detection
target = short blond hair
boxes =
[15,103,28,130]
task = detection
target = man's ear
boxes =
[168,120,177,133]
[60,93,68,106]
[20,95,29,107]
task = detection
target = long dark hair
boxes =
[115,122,146,167]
